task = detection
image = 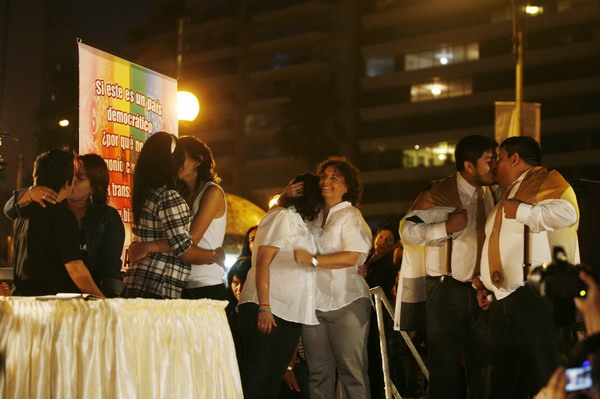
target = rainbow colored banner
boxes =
[78,42,178,250]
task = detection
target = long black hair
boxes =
[238,225,258,259]
[178,136,220,197]
[132,132,184,224]
[279,173,322,221]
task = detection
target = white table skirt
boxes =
[0,297,243,399]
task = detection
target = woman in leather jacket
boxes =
[4,153,125,296]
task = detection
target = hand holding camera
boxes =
[576,270,600,335]
[532,247,600,397]
[528,247,594,299]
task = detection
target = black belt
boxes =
[426,275,472,286]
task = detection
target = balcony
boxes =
[185,46,240,64]
[360,76,600,122]
[362,0,506,31]
[251,1,332,25]
[250,31,331,54]
[361,41,599,90]
[249,61,332,81]
[362,4,600,58]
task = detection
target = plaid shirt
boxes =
[124,187,193,299]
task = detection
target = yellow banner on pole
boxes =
[495,101,541,143]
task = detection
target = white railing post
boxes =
[369,286,429,399]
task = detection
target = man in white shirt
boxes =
[400,135,497,399]
[479,136,579,398]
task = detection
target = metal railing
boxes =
[369,286,429,399]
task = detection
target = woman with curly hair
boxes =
[238,173,322,399]
[293,157,373,399]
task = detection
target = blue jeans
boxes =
[238,303,302,399]
[488,285,559,398]
[426,276,490,399]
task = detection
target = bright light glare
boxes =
[430,86,443,96]
[438,154,447,161]
[224,254,238,271]
[414,145,420,150]
[432,142,450,154]
[177,91,200,121]
[440,57,449,65]
[269,195,280,208]
[525,5,543,15]
[58,119,70,127]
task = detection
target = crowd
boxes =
[3,130,598,399]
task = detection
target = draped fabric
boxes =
[395,174,462,331]
[0,298,243,399]
[487,166,579,288]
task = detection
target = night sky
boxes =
[0,1,152,254]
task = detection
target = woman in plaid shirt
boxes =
[124,132,220,299]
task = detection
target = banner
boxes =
[495,101,541,144]
[78,42,178,256]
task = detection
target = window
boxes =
[402,142,455,168]
[410,78,472,102]
[405,42,479,71]
[244,112,282,134]
[365,56,395,77]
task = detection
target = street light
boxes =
[177,91,200,121]
[525,5,543,15]
[510,0,545,137]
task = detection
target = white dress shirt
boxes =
[239,206,319,325]
[402,173,495,282]
[480,169,579,300]
[309,201,372,312]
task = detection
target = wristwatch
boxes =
[311,256,319,267]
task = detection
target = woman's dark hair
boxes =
[132,132,184,224]
[239,225,258,258]
[78,153,109,205]
[279,173,322,221]
[316,156,363,205]
[227,257,252,287]
[178,136,220,196]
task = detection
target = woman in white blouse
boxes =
[294,157,373,399]
[238,173,322,399]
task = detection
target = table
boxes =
[0,297,243,399]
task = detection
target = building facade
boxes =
[358,0,600,226]
[133,0,599,228]
[134,0,361,209]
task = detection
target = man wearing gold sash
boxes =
[399,135,497,399]
[480,136,580,398]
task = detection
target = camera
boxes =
[565,360,593,393]
[528,246,588,298]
